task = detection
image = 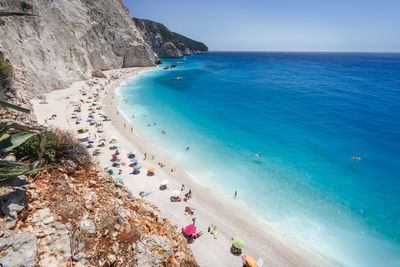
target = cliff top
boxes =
[133,18,208,55]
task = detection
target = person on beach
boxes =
[192,217,196,225]
[234,190,237,198]
[185,190,192,199]
[186,146,190,151]
[161,130,166,135]
[210,226,219,239]
[181,184,185,191]
[144,153,147,160]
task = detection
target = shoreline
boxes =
[32,67,332,266]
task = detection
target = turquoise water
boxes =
[119,52,400,266]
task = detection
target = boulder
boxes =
[31,208,51,223]
[1,187,26,229]
[0,232,37,267]
[61,159,77,171]
[91,70,107,79]
[158,42,183,58]
[133,235,174,266]
[78,214,96,234]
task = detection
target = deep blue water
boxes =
[119,52,400,266]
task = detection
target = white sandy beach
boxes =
[32,67,332,267]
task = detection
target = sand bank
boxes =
[32,67,332,267]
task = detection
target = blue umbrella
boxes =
[114,178,124,184]
[88,141,94,144]
[134,165,141,171]
[130,158,138,163]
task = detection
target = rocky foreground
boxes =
[0,161,197,266]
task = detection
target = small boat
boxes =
[352,156,361,160]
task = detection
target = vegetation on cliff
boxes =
[0,52,12,79]
[133,18,208,57]
[0,100,44,179]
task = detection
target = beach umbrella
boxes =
[130,158,138,163]
[184,224,197,235]
[133,165,141,171]
[160,179,168,186]
[171,190,180,197]
[88,141,94,144]
[148,167,156,173]
[245,256,257,267]
[114,178,124,184]
[232,237,244,249]
[78,133,89,140]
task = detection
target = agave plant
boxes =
[0,100,45,180]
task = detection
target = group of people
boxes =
[66,74,258,266]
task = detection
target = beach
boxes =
[32,67,331,267]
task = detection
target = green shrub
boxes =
[14,131,56,163]
[21,1,33,10]
[14,128,91,167]
[0,55,12,79]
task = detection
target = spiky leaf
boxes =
[0,132,36,153]
[0,119,43,132]
[0,129,9,140]
[0,161,42,179]
[0,160,27,166]
[0,100,30,113]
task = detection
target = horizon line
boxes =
[209,50,400,54]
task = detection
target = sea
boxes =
[117,52,400,266]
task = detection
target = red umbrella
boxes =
[184,224,197,235]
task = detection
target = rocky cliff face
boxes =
[0,0,158,98]
[158,42,183,58]
[133,18,208,58]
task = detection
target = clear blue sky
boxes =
[124,0,400,52]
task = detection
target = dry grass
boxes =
[50,127,91,168]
